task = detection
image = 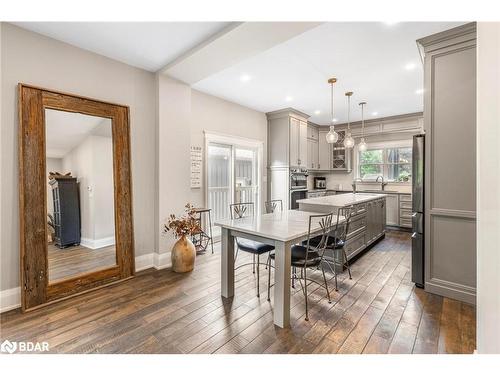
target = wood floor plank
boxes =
[0,231,476,354]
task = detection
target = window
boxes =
[358,146,412,182]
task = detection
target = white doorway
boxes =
[205,133,263,239]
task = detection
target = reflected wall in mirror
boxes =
[45,109,117,283]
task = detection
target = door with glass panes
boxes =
[207,143,259,238]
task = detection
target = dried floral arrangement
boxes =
[164,203,201,238]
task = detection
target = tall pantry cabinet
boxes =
[267,109,310,210]
[418,23,477,304]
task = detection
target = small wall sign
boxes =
[190,146,202,188]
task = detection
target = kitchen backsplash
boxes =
[307,173,412,194]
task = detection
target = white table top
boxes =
[297,193,386,207]
[214,210,345,243]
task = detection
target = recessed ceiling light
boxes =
[332,118,338,123]
[405,62,416,71]
[383,21,399,26]
[372,112,379,116]
[314,110,321,115]
[415,88,424,95]
[285,96,293,102]
[240,74,251,82]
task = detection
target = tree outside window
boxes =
[358,146,412,182]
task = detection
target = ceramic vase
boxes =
[171,235,196,273]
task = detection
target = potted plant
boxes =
[164,203,201,273]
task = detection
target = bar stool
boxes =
[191,208,214,254]
[230,202,275,297]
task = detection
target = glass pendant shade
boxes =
[344,132,355,148]
[358,137,367,152]
[326,125,339,143]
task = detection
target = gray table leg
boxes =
[221,227,235,298]
[273,240,291,328]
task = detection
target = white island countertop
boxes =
[297,193,387,208]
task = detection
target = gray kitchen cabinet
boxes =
[399,194,412,228]
[385,194,399,226]
[267,109,309,168]
[318,130,330,170]
[323,197,386,272]
[290,117,300,167]
[290,117,308,167]
[307,124,319,141]
[316,129,351,171]
[331,131,351,171]
[418,23,476,304]
[307,138,319,170]
[289,118,308,167]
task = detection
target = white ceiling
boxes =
[45,109,112,158]
[13,22,231,72]
[16,22,464,124]
[193,22,463,124]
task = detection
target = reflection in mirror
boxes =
[45,109,117,283]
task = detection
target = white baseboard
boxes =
[0,287,21,313]
[80,236,116,250]
[154,252,171,269]
[135,253,154,272]
[0,251,171,313]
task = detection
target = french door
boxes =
[207,142,260,238]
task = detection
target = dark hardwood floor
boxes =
[0,231,476,354]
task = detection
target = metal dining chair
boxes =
[306,206,354,291]
[230,202,275,297]
[264,199,283,214]
[267,212,334,321]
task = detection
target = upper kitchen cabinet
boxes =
[267,109,309,168]
[307,123,319,170]
[307,123,319,141]
[317,129,352,172]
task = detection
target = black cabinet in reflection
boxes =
[49,177,81,248]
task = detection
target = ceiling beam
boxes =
[160,22,322,84]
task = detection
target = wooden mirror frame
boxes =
[18,84,135,311]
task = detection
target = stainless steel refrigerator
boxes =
[411,134,425,288]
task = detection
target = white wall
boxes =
[62,135,115,244]
[0,23,156,292]
[91,136,115,240]
[62,136,94,240]
[476,22,500,354]
[156,75,267,259]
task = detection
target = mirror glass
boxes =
[45,109,117,283]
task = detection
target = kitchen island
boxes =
[297,193,387,266]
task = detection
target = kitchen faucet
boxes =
[375,175,389,191]
[351,178,362,194]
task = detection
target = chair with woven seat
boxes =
[267,212,334,321]
[230,202,274,297]
[306,206,354,291]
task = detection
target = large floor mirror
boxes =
[18,84,135,311]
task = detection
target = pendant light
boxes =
[325,77,339,144]
[344,91,355,148]
[358,101,367,152]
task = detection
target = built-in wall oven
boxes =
[290,168,308,209]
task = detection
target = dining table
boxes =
[214,209,345,328]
